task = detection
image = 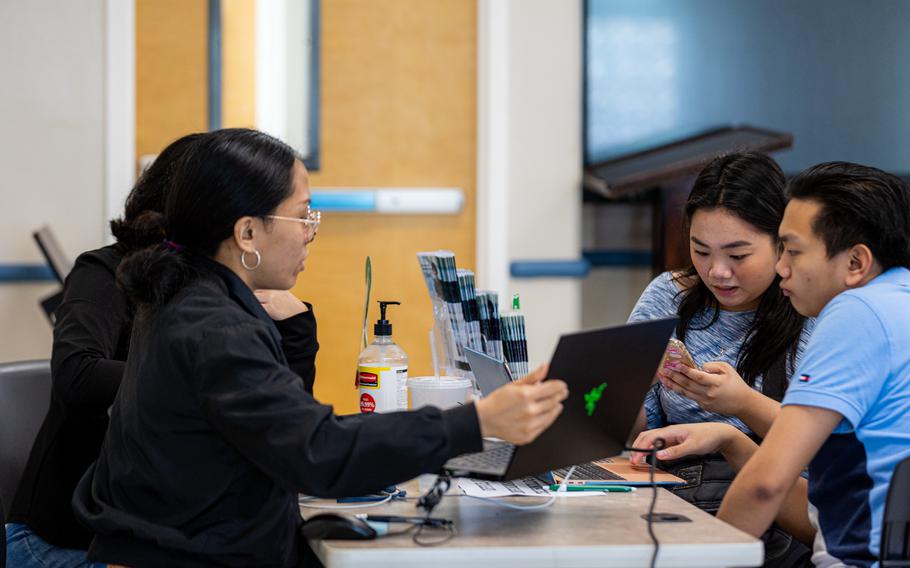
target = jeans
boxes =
[5,524,105,568]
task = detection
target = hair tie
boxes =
[163,239,185,252]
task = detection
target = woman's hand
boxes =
[254,289,308,321]
[475,364,568,445]
[629,422,742,465]
[658,361,756,416]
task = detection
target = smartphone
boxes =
[660,338,697,370]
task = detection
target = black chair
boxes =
[882,455,910,566]
[32,226,72,325]
[32,227,72,285]
[0,360,51,512]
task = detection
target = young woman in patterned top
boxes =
[627,153,815,568]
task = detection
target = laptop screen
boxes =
[505,318,678,479]
[463,347,512,396]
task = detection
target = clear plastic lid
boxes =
[407,376,473,390]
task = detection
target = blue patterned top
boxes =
[628,271,815,434]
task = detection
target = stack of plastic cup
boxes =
[408,376,473,410]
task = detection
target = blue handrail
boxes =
[0,264,55,283]
[509,250,652,279]
[582,250,651,267]
[311,191,376,212]
[510,260,591,279]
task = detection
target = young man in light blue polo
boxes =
[632,161,910,567]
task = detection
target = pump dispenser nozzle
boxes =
[374,300,401,336]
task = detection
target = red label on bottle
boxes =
[360,392,376,413]
[358,371,379,388]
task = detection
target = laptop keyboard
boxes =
[553,461,625,481]
[445,442,516,475]
[446,445,626,481]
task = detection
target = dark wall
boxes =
[586,0,910,174]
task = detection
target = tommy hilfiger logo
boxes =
[799,374,811,382]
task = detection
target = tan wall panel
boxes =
[221,0,256,128]
[299,0,477,414]
[136,0,208,160]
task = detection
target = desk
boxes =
[301,480,763,568]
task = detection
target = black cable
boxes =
[626,438,666,568]
[413,475,456,546]
[647,438,665,568]
[416,474,450,512]
[412,510,456,547]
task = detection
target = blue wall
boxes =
[586,0,910,173]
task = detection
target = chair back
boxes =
[0,360,51,510]
[882,455,910,566]
[32,226,72,284]
[1,494,6,568]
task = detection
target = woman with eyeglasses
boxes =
[73,128,568,568]
[7,132,322,568]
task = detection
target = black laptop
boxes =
[444,318,677,481]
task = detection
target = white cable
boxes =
[298,492,396,510]
[461,465,576,511]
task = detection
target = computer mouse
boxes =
[301,513,378,540]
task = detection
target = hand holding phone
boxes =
[660,338,697,370]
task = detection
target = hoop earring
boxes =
[241,250,261,270]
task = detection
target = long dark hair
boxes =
[109,133,203,250]
[117,128,298,311]
[673,152,805,401]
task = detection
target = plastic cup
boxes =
[408,376,473,410]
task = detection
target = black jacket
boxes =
[74,258,482,567]
[10,245,318,550]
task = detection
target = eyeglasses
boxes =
[266,208,321,242]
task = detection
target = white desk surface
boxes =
[301,479,763,568]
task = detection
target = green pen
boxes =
[549,484,634,492]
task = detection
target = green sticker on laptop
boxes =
[584,382,607,416]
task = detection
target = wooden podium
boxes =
[584,125,793,274]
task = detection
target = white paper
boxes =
[457,476,550,497]
[456,476,624,498]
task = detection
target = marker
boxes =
[336,487,405,503]
[361,515,452,527]
[336,495,389,503]
[549,484,634,492]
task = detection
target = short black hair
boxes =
[786,161,910,270]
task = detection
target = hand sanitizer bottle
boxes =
[357,301,408,413]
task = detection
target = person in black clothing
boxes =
[72,128,568,567]
[5,134,202,568]
[6,133,320,568]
